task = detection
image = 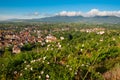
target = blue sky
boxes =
[0,0,120,20]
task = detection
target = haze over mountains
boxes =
[4,15,120,24]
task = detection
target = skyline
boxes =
[0,0,120,20]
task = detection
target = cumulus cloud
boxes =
[86,9,120,17]
[57,9,120,17]
[57,11,82,16]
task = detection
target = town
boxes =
[0,23,106,54]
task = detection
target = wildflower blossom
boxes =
[81,64,85,66]
[38,76,41,79]
[60,37,64,40]
[31,60,35,63]
[20,73,23,76]
[81,49,83,51]
[42,60,44,63]
[69,67,72,71]
[51,48,53,50]
[113,38,115,40]
[24,61,27,64]
[25,67,27,70]
[14,71,17,74]
[66,65,69,68]
[47,45,50,47]
[38,58,41,61]
[43,57,46,60]
[41,71,44,75]
[46,74,50,79]
[58,45,61,48]
[47,62,50,64]
[26,65,30,68]
[82,44,84,47]
[30,67,33,71]
[74,71,77,75]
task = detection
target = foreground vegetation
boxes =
[0,22,120,80]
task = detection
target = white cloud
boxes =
[86,9,120,17]
[0,9,120,21]
[57,9,120,17]
[57,11,82,16]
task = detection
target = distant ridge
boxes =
[4,15,120,24]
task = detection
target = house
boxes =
[60,36,64,40]
[12,45,21,54]
[97,31,105,35]
[37,38,44,43]
[45,34,57,43]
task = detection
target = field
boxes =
[0,23,120,80]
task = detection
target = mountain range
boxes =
[3,16,120,24]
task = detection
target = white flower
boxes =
[100,39,103,42]
[47,45,50,47]
[74,71,77,75]
[38,58,41,61]
[31,60,35,63]
[14,71,17,74]
[30,67,33,71]
[81,64,85,66]
[26,65,30,68]
[20,73,23,76]
[47,62,50,64]
[58,42,60,45]
[51,48,53,50]
[60,37,64,40]
[69,68,72,71]
[58,45,61,48]
[24,61,27,63]
[66,65,69,68]
[97,72,100,74]
[113,38,115,40]
[81,49,83,51]
[41,71,44,75]
[68,55,70,58]
[43,57,46,60]
[42,61,45,63]
[86,65,89,67]
[38,76,41,79]
[46,74,50,79]
[25,67,27,70]
[82,44,84,47]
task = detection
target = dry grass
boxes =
[103,67,120,80]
